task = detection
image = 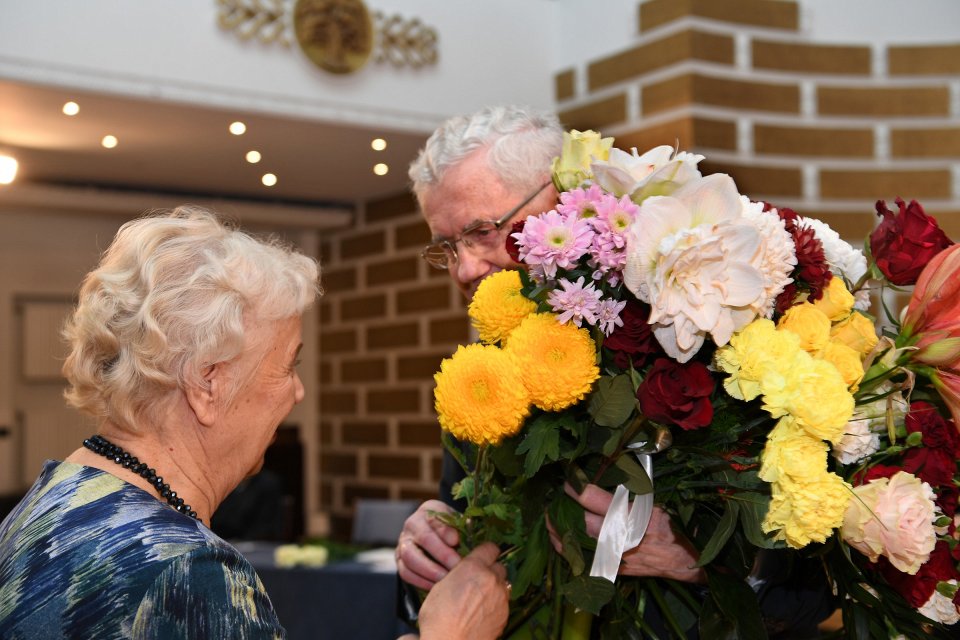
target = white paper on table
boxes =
[588,453,654,582]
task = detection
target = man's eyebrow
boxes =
[430,218,486,243]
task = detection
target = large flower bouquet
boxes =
[432,129,960,639]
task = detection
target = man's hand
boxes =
[556,483,706,583]
[396,500,462,590]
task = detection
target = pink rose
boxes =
[842,471,937,574]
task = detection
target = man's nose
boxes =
[453,245,491,288]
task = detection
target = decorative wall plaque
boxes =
[217,0,438,74]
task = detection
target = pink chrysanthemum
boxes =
[556,184,606,219]
[513,210,593,279]
[589,194,639,283]
[547,276,603,327]
[596,298,627,336]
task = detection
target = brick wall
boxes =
[554,0,960,240]
[317,192,470,539]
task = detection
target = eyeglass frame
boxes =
[420,180,552,269]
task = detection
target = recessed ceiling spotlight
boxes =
[371,138,387,151]
[0,155,18,185]
[246,150,262,164]
[101,135,118,149]
[262,173,277,187]
[229,121,247,136]
[373,163,389,176]
[62,101,80,116]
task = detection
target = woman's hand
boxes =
[395,500,462,590]
[555,483,706,584]
[417,542,510,640]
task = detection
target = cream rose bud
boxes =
[813,276,855,321]
[551,129,614,192]
[830,312,879,356]
[841,471,937,574]
[777,302,831,354]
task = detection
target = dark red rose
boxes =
[939,484,959,521]
[903,401,960,487]
[852,463,899,486]
[604,299,662,369]
[879,542,957,608]
[636,358,715,430]
[870,198,954,286]
[505,220,526,264]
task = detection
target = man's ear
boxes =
[184,363,221,427]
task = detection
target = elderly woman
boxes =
[0,207,509,639]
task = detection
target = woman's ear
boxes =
[184,363,220,427]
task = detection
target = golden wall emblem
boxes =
[293,0,373,74]
[217,0,437,75]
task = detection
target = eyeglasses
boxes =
[420,181,551,270]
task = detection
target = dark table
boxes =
[236,543,411,640]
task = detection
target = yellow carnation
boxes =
[759,418,827,484]
[812,277,855,321]
[468,270,537,345]
[777,302,831,354]
[506,313,599,411]
[763,471,851,548]
[434,344,530,446]
[830,312,879,356]
[821,341,865,391]
[715,319,800,402]
[764,356,854,444]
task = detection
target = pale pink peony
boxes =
[623,174,767,362]
[841,471,938,574]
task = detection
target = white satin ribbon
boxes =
[588,453,654,582]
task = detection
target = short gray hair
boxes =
[408,105,563,204]
[62,206,320,432]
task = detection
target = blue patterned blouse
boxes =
[0,460,286,639]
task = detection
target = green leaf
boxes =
[560,575,616,616]
[588,375,636,427]
[697,500,739,567]
[512,518,549,598]
[517,416,562,478]
[735,493,780,550]
[613,455,653,495]
[489,437,524,476]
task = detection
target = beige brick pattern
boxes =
[891,128,960,158]
[700,161,803,197]
[616,117,737,152]
[589,30,734,92]
[754,124,873,157]
[640,0,799,32]
[889,44,960,76]
[643,74,801,115]
[820,170,953,200]
[818,86,950,117]
[752,41,870,75]
[555,68,575,102]
[559,94,627,131]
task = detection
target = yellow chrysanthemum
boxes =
[468,270,537,345]
[715,319,800,402]
[777,302,831,354]
[821,341,865,391]
[762,471,851,548]
[812,276,855,322]
[830,312,879,356]
[434,343,531,446]
[505,313,599,411]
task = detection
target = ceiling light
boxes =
[262,173,277,187]
[371,138,387,151]
[246,150,262,164]
[62,101,80,116]
[373,163,389,176]
[229,121,247,136]
[0,155,18,184]
[101,135,118,149]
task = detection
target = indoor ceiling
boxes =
[0,78,430,211]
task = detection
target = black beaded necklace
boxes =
[83,434,199,520]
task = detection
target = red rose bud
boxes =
[636,358,714,430]
[870,198,953,286]
[505,219,525,264]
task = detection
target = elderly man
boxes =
[397,105,703,594]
